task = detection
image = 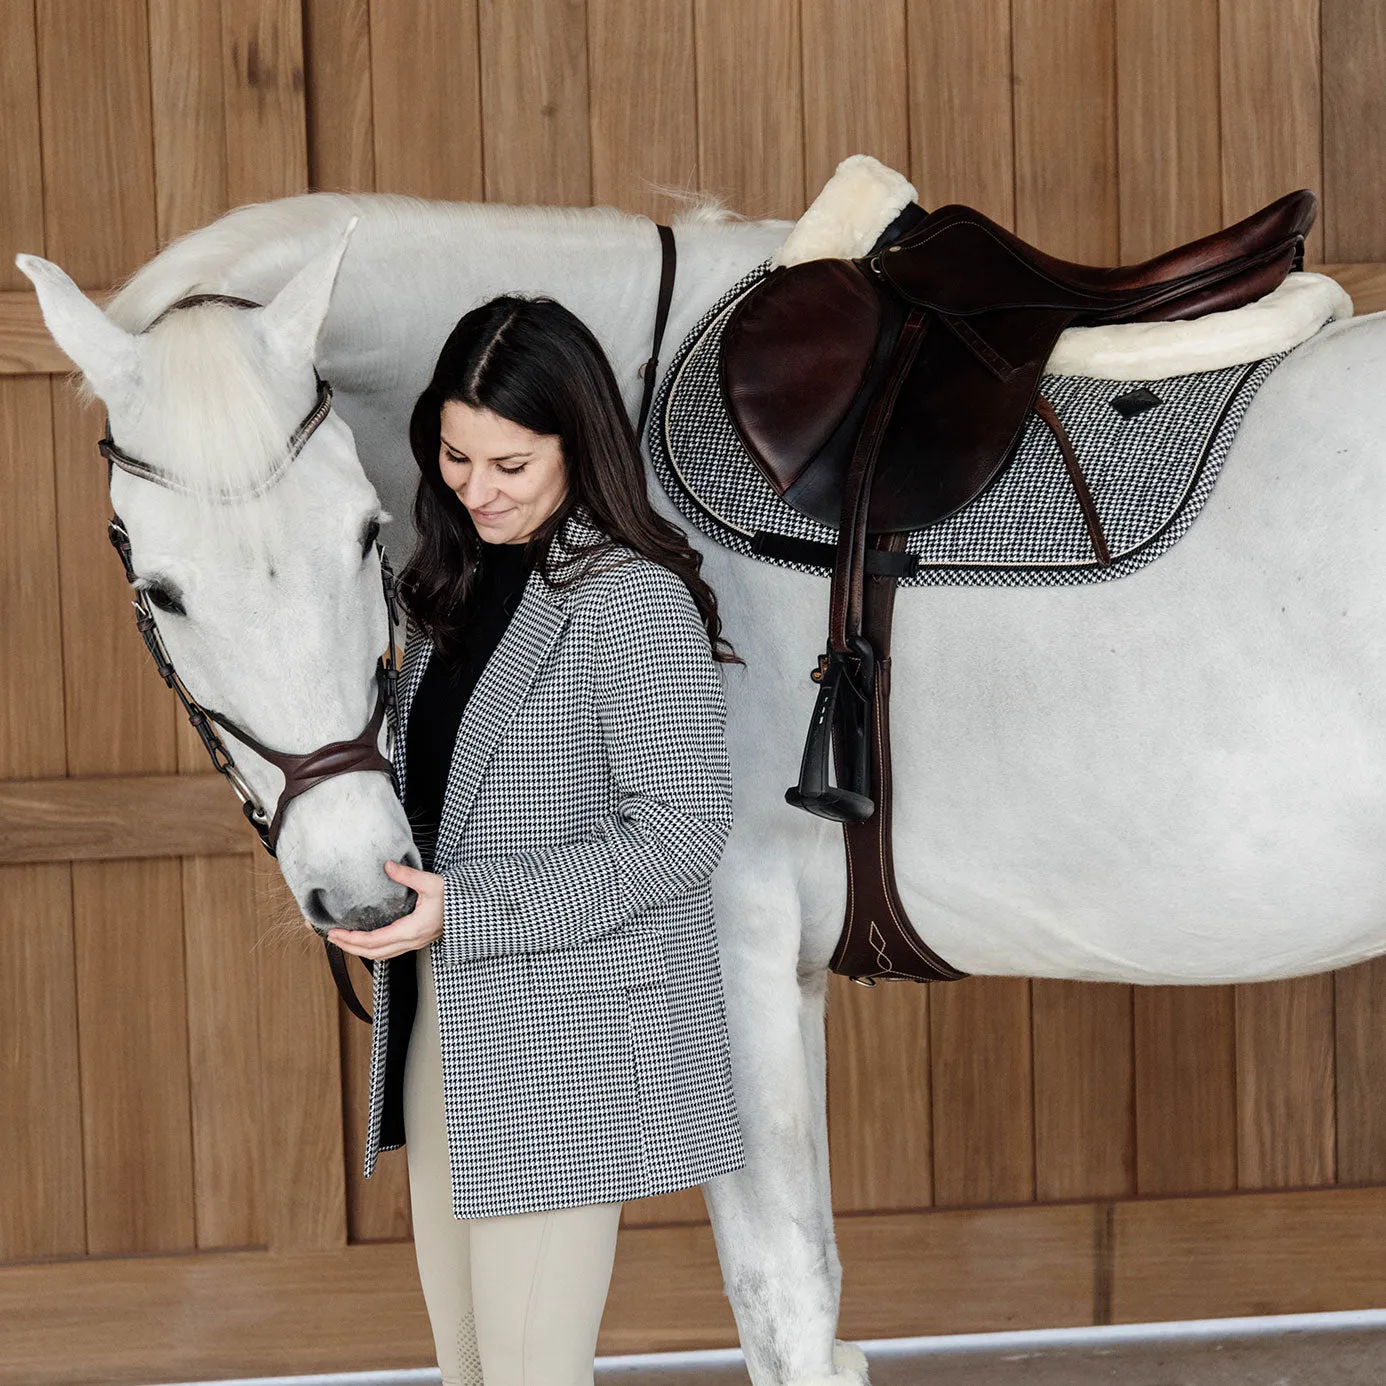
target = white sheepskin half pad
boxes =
[772,154,917,268]
[1045,271,1354,380]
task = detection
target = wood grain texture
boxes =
[588,0,698,218]
[479,0,591,207]
[183,854,266,1248]
[930,976,1034,1206]
[905,0,1015,223]
[368,0,482,200]
[694,0,805,220]
[1013,0,1118,260]
[0,291,86,374]
[0,378,65,778]
[0,0,46,289]
[1032,980,1134,1201]
[34,0,158,286]
[303,0,376,192]
[253,853,348,1250]
[1335,956,1386,1185]
[1235,975,1335,1190]
[801,0,909,198]
[221,0,310,205]
[1219,0,1323,264]
[1322,0,1386,260]
[1113,1185,1386,1322]
[52,385,177,776]
[72,856,196,1254]
[1134,986,1238,1195]
[827,972,933,1212]
[1114,0,1222,261]
[0,861,85,1261]
[0,774,255,863]
[149,0,229,244]
[1320,262,1386,314]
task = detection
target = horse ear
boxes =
[259,215,359,368]
[15,253,140,407]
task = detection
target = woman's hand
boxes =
[326,859,444,960]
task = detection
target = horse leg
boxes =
[796,962,871,1382]
[703,905,867,1386]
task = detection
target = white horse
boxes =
[17,170,1386,1386]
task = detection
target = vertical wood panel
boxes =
[905,0,1015,223]
[1322,0,1386,260]
[1335,957,1386,1184]
[35,0,158,286]
[1013,0,1117,260]
[1114,0,1222,261]
[1134,986,1237,1195]
[589,0,698,218]
[1235,976,1335,1190]
[931,977,1034,1206]
[694,0,805,220]
[1032,981,1133,1202]
[254,855,348,1250]
[1219,0,1323,263]
[828,975,932,1212]
[479,0,591,207]
[368,0,482,200]
[801,0,909,198]
[303,0,376,192]
[73,857,196,1254]
[221,0,310,205]
[0,0,47,287]
[183,856,265,1248]
[0,862,85,1261]
[149,0,229,244]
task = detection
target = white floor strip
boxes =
[152,1306,1386,1386]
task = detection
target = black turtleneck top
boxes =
[404,536,536,873]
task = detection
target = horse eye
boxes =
[145,585,186,616]
[362,518,381,558]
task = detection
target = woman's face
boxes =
[438,400,567,545]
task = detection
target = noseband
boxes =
[101,292,399,1022]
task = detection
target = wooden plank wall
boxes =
[2,1,1386,1381]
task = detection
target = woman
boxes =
[327,295,746,1386]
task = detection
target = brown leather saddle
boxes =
[720,189,1318,984]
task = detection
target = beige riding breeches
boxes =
[403,944,624,1386]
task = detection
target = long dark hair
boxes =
[399,294,741,667]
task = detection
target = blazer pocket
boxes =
[525,927,665,995]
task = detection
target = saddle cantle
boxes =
[716,189,1317,984]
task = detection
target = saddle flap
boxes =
[721,258,883,495]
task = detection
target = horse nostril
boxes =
[305,888,336,928]
[403,886,418,913]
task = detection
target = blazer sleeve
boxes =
[435,560,734,965]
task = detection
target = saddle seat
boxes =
[722,190,1317,535]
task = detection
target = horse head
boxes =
[16,222,421,937]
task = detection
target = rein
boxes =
[101,291,396,1024]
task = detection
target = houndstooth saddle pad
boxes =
[646,260,1296,588]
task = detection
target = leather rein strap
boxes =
[637,223,677,442]
[101,291,397,1025]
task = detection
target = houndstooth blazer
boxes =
[362,505,746,1217]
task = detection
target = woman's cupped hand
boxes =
[327,859,444,960]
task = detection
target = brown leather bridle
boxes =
[99,292,400,1022]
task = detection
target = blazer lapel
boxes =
[391,506,606,863]
[430,567,569,868]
